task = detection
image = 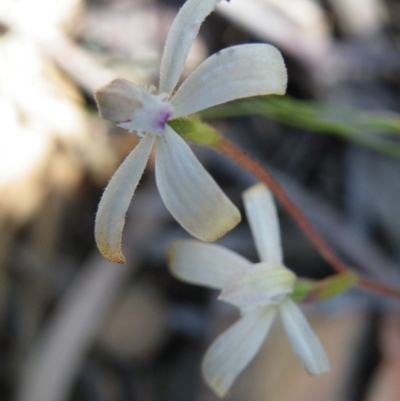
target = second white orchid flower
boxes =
[169,183,330,397]
[94,0,287,263]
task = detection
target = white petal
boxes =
[242,183,283,264]
[155,126,241,241]
[168,240,251,289]
[202,307,276,398]
[171,44,287,118]
[95,79,144,123]
[95,133,155,263]
[219,262,295,309]
[279,298,330,375]
[159,0,222,95]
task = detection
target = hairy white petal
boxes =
[243,183,283,264]
[202,307,276,398]
[171,44,287,118]
[220,262,295,308]
[95,134,155,263]
[168,240,251,289]
[279,298,330,375]
[114,85,174,135]
[159,0,222,95]
[95,79,143,122]
[155,126,240,241]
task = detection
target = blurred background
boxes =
[1,0,400,400]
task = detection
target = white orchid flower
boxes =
[168,183,330,397]
[94,0,287,263]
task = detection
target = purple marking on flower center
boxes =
[155,110,173,129]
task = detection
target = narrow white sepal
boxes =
[155,126,241,242]
[202,307,276,398]
[279,298,330,375]
[243,183,283,264]
[171,44,287,118]
[95,133,155,263]
[168,240,251,290]
[159,0,222,95]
